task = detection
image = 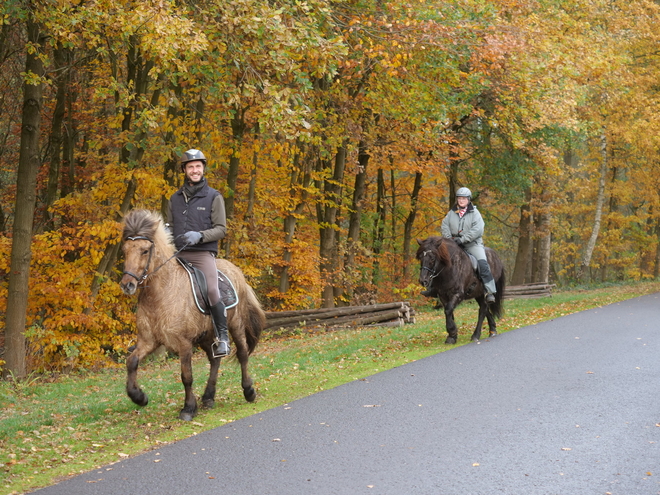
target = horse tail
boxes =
[491,267,506,319]
[243,285,266,355]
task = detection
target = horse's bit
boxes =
[122,234,192,285]
[122,236,155,285]
[420,249,444,286]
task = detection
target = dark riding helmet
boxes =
[180,149,207,171]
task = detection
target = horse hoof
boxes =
[489,331,498,338]
[128,389,149,407]
[445,337,456,345]
[179,410,196,421]
[243,387,257,403]
[202,398,215,409]
[471,337,480,342]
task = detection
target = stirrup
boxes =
[485,292,496,304]
[212,339,230,358]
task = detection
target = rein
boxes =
[420,249,444,285]
[122,235,190,285]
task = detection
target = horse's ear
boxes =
[417,239,423,246]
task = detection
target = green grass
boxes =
[2,280,659,494]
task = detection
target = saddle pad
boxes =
[177,258,239,314]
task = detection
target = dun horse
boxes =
[416,236,505,344]
[119,209,265,421]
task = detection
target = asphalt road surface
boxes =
[33,293,660,495]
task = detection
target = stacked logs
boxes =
[504,282,555,299]
[264,302,415,331]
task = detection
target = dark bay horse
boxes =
[416,236,505,344]
[119,209,265,421]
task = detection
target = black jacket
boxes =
[168,181,226,254]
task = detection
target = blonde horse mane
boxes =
[122,209,174,259]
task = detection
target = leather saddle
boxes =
[176,258,238,314]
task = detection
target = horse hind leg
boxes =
[471,298,488,342]
[231,328,256,402]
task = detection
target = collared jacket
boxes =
[167,180,227,254]
[440,202,485,247]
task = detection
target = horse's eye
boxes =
[142,249,149,255]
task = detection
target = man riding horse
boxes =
[167,149,231,357]
[422,187,497,304]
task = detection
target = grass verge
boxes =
[1,281,659,494]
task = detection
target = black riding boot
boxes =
[209,302,230,358]
[477,259,497,304]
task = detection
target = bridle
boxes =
[122,234,191,286]
[420,249,444,286]
[122,236,155,285]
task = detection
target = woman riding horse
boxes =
[422,187,497,304]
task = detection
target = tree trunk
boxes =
[226,105,247,220]
[578,132,608,283]
[371,167,386,286]
[402,172,423,281]
[343,141,370,300]
[43,45,72,231]
[278,147,311,295]
[245,125,260,222]
[655,216,660,279]
[533,210,551,283]
[318,144,347,308]
[511,187,533,285]
[3,15,45,379]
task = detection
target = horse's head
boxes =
[416,236,452,289]
[119,210,170,295]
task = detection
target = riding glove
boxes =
[453,236,464,246]
[183,231,203,245]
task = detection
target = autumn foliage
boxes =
[2,0,660,373]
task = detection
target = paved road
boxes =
[33,294,660,495]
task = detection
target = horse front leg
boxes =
[126,341,158,407]
[444,305,459,345]
[200,337,221,409]
[178,347,198,421]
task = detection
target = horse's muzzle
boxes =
[120,277,137,295]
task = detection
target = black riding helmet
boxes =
[179,149,207,172]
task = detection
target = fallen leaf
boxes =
[561,447,572,451]
[473,463,480,467]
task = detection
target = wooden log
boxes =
[265,301,409,320]
[265,308,409,330]
[265,302,411,329]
